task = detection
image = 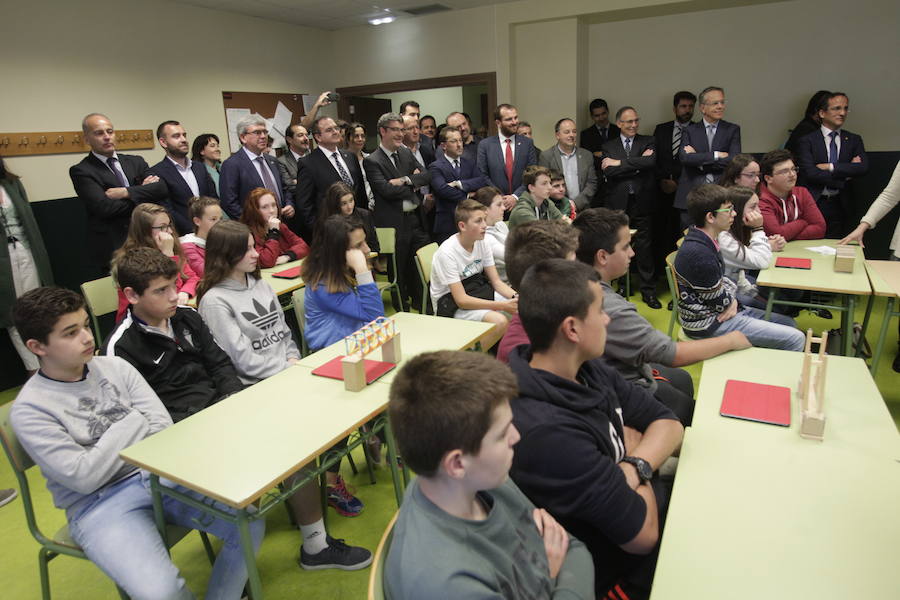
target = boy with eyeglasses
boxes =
[758,149,826,241]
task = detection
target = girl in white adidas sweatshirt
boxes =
[198,221,299,384]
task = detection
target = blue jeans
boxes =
[689,307,805,351]
[67,471,265,600]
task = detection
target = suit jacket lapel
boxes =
[377,147,399,177]
[89,153,123,187]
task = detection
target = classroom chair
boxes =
[665,250,682,340]
[414,242,439,315]
[367,512,398,600]
[375,228,402,312]
[80,275,118,345]
[0,403,215,600]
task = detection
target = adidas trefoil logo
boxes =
[242,298,280,330]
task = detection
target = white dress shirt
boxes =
[167,156,199,197]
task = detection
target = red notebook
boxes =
[271,266,302,279]
[775,257,812,269]
[312,355,396,384]
[720,379,791,426]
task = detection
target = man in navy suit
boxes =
[294,116,367,243]
[476,103,537,211]
[601,107,659,308]
[579,98,621,172]
[429,126,491,243]
[653,91,696,262]
[446,112,481,164]
[150,121,218,236]
[218,114,294,221]
[675,86,741,229]
[796,92,869,238]
[70,113,168,274]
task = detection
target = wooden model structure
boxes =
[797,329,828,440]
[341,317,401,392]
[834,245,855,273]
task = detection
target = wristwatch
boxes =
[621,456,653,483]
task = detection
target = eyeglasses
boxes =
[773,167,800,176]
[703,100,727,107]
[150,223,173,231]
[620,119,640,125]
[382,126,402,133]
[739,171,760,179]
[713,206,735,214]
[244,129,269,136]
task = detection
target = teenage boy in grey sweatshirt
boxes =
[385,350,595,600]
[9,287,264,599]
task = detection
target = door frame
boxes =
[336,72,498,134]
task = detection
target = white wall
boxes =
[371,87,464,124]
[585,0,900,151]
[0,0,330,201]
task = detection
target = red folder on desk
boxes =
[312,355,395,384]
[775,257,812,270]
[271,266,302,279]
[720,379,791,426]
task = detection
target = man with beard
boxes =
[477,104,538,211]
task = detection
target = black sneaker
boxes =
[298,536,373,571]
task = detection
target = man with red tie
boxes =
[476,104,538,212]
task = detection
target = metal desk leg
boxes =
[237,509,263,600]
[871,297,896,377]
[383,417,405,507]
[843,295,856,356]
[149,474,169,548]
[764,288,777,320]
[857,293,876,358]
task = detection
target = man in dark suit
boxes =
[402,114,437,235]
[601,107,659,308]
[276,123,311,205]
[476,103,538,211]
[70,113,168,274]
[796,92,869,238]
[429,126,491,243]
[294,116,367,243]
[653,91,696,283]
[538,118,598,211]
[445,112,481,163]
[218,114,294,222]
[364,112,432,311]
[579,98,621,172]
[675,86,741,229]
[150,121,218,236]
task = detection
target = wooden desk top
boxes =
[651,348,900,599]
[865,259,900,298]
[120,366,387,509]
[756,239,871,295]
[260,259,305,296]
[296,312,496,383]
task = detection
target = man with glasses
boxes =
[150,121,218,235]
[674,184,804,351]
[675,86,741,229]
[219,114,294,221]
[599,107,659,308]
[364,112,433,311]
[758,149,825,241]
[294,116,367,242]
[70,113,167,275]
[796,92,869,238]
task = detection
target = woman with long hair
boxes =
[0,155,54,374]
[112,203,199,321]
[179,196,223,277]
[197,221,299,383]
[240,187,309,268]
[344,122,375,210]
[317,182,379,253]
[191,133,222,195]
[719,153,761,191]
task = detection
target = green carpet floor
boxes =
[1,289,897,599]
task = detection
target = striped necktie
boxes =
[672,125,682,158]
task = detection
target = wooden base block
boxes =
[341,354,366,392]
[381,333,402,364]
[799,412,826,441]
[834,247,855,273]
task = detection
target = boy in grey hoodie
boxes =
[9,287,264,599]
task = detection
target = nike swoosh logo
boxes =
[153,352,165,365]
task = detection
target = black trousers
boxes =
[395,211,432,311]
[627,194,657,295]
[649,363,695,427]
[817,192,847,239]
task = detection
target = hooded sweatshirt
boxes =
[758,183,825,241]
[179,232,207,277]
[199,274,299,384]
[507,345,676,595]
[508,191,564,229]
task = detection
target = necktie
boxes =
[256,157,281,205]
[672,125,682,158]
[829,131,839,164]
[390,152,400,171]
[705,125,716,182]
[332,152,353,187]
[600,127,608,142]
[106,157,129,188]
[504,139,514,195]
[624,137,632,156]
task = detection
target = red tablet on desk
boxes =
[312,355,395,384]
[271,266,302,279]
[775,257,812,270]
[720,379,791,426]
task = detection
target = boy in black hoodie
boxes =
[507,258,683,600]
